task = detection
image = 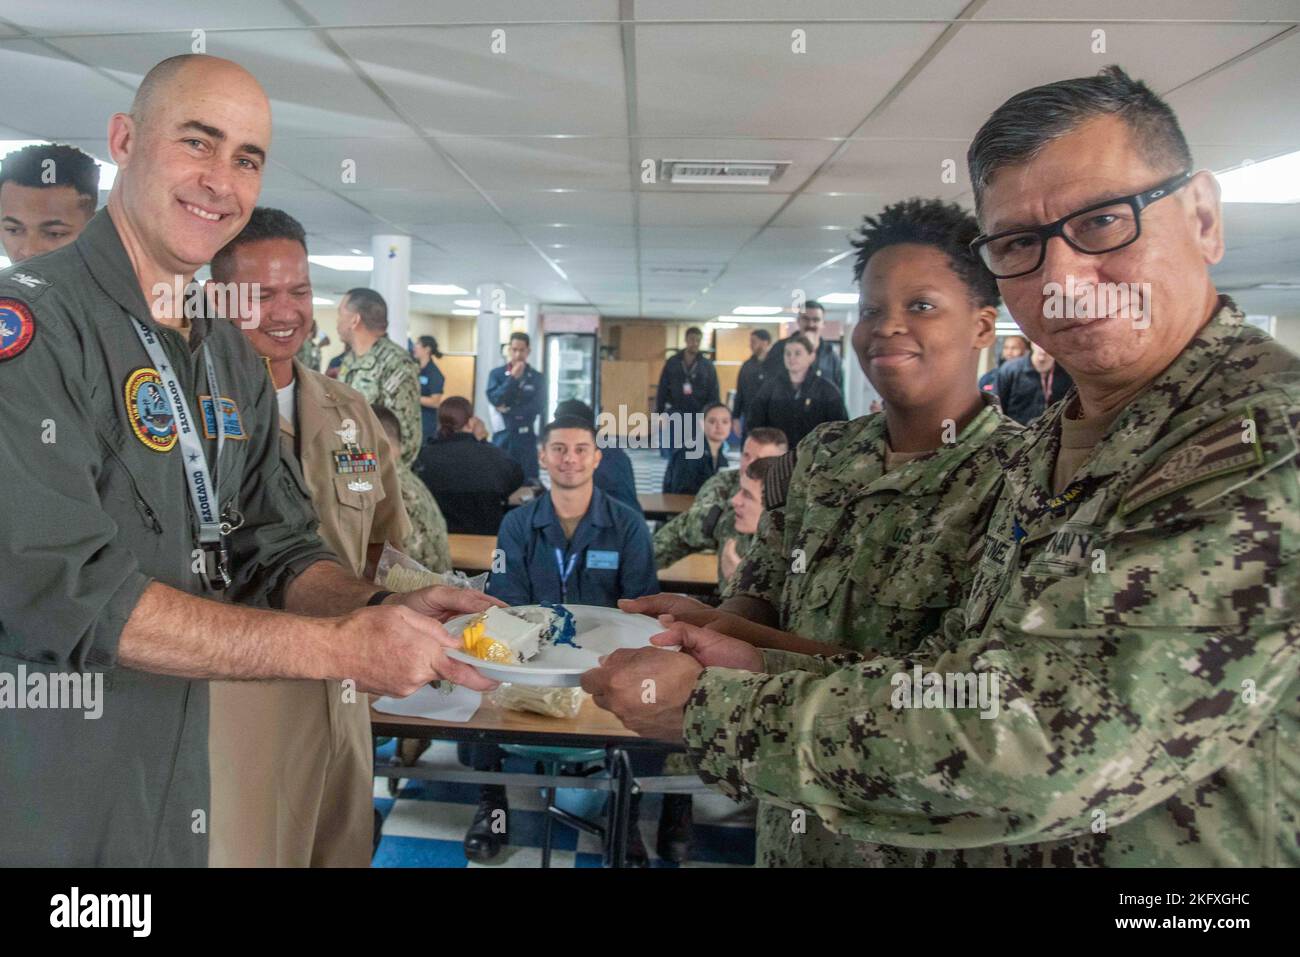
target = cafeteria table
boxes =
[637,493,695,522]
[448,533,718,595]
[372,697,710,867]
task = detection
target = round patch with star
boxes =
[124,367,178,452]
[0,297,35,362]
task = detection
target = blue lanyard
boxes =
[553,547,577,603]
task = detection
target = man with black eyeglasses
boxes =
[584,64,1300,868]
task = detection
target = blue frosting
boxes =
[540,602,580,649]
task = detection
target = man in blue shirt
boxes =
[462,415,658,863]
[487,331,546,481]
[489,415,657,606]
[554,397,642,516]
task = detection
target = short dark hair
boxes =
[800,300,825,314]
[370,403,401,444]
[416,334,442,358]
[702,402,732,420]
[541,415,597,444]
[968,65,1192,214]
[785,333,815,354]
[554,398,595,425]
[745,426,788,450]
[0,143,99,206]
[437,396,472,438]
[750,328,772,343]
[509,331,530,348]
[685,327,703,339]
[344,288,388,332]
[744,454,778,485]
[211,206,308,282]
[850,197,1000,309]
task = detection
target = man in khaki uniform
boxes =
[206,208,411,867]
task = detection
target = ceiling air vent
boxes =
[660,159,790,186]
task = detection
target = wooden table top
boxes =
[657,552,718,592]
[449,533,496,571]
[638,493,695,518]
[448,533,718,592]
[371,696,639,738]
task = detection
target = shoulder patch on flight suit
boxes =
[1119,409,1263,516]
[124,367,178,452]
[763,449,797,510]
[0,297,36,361]
[199,395,247,440]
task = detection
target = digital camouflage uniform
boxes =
[338,335,421,468]
[397,464,452,574]
[726,392,1021,866]
[685,300,1300,867]
[653,467,752,585]
[295,335,322,374]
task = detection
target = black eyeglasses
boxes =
[970,171,1192,279]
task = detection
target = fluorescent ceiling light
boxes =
[312,296,335,305]
[500,309,524,317]
[409,283,468,295]
[309,255,373,271]
[732,306,783,315]
[1216,151,1300,203]
[451,308,479,316]
[454,299,481,308]
[711,322,738,329]
[818,293,859,305]
[350,248,365,255]
[0,140,117,190]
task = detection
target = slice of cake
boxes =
[461,606,547,664]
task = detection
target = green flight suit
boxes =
[0,210,336,866]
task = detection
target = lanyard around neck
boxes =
[129,316,225,544]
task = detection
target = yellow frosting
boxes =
[461,618,514,663]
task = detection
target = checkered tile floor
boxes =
[372,739,755,868]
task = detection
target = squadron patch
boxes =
[199,395,247,440]
[0,298,35,362]
[124,367,178,452]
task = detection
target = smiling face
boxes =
[0,182,94,262]
[852,243,997,410]
[220,237,313,363]
[540,427,601,490]
[730,470,765,535]
[979,114,1223,386]
[109,58,270,279]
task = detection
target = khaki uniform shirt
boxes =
[209,361,409,867]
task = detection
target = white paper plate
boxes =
[445,604,671,687]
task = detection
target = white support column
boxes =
[841,307,878,419]
[523,299,540,351]
[476,283,505,427]
[369,235,411,346]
